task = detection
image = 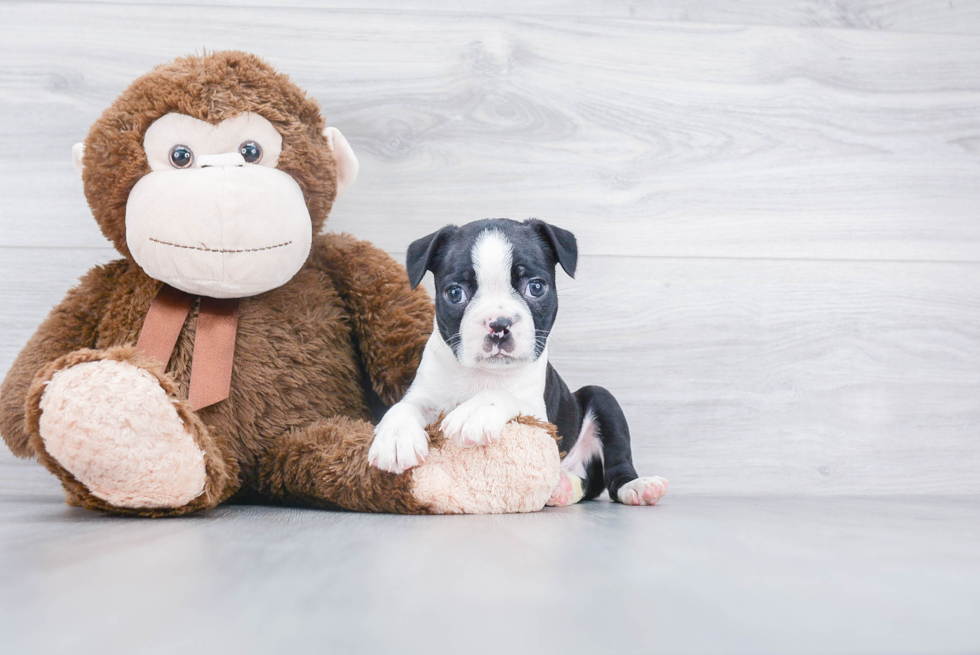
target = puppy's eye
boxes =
[239,140,262,164]
[444,285,468,305]
[169,145,194,169]
[525,280,548,299]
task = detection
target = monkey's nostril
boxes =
[197,153,248,168]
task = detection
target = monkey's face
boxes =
[125,112,312,298]
[78,52,357,293]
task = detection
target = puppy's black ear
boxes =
[526,219,578,278]
[406,225,457,289]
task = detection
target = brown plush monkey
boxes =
[0,51,559,516]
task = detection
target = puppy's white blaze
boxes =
[461,229,535,365]
[561,410,603,479]
[471,229,514,298]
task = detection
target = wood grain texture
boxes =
[0,245,112,365]
[38,0,980,35]
[551,257,980,495]
[1,3,979,260]
[4,248,978,495]
[2,457,979,655]
[1,2,978,498]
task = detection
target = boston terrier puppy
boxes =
[368,218,667,506]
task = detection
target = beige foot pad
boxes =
[38,359,207,509]
[411,420,560,514]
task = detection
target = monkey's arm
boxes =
[0,261,126,457]
[312,234,434,406]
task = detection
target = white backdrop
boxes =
[1,1,978,494]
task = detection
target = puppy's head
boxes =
[407,218,577,369]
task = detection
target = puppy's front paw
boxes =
[617,476,668,506]
[369,418,429,475]
[547,470,585,507]
[440,399,514,447]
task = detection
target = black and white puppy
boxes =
[368,218,667,506]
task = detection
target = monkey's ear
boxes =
[406,225,457,289]
[526,219,578,278]
[324,127,359,197]
[72,143,85,178]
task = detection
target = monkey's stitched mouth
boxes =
[149,238,293,253]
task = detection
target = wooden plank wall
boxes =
[1,1,978,494]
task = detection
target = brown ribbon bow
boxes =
[135,285,240,410]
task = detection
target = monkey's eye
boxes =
[525,279,548,299]
[444,285,468,305]
[168,145,194,169]
[239,141,262,164]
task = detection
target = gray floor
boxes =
[2,450,978,655]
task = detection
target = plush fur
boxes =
[22,345,236,516]
[412,416,561,514]
[38,358,208,508]
[0,51,560,516]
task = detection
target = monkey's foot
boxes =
[411,418,561,514]
[616,476,669,506]
[546,470,585,507]
[37,357,208,509]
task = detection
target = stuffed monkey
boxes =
[0,51,559,516]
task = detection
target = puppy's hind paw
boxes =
[617,476,668,506]
[547,470,585,507]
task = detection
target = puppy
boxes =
[368,218,667,506]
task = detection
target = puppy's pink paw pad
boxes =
[617,476,668,506]
[546,470,584,507]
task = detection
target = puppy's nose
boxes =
[488,317,512,343]
[489,317,512,333]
